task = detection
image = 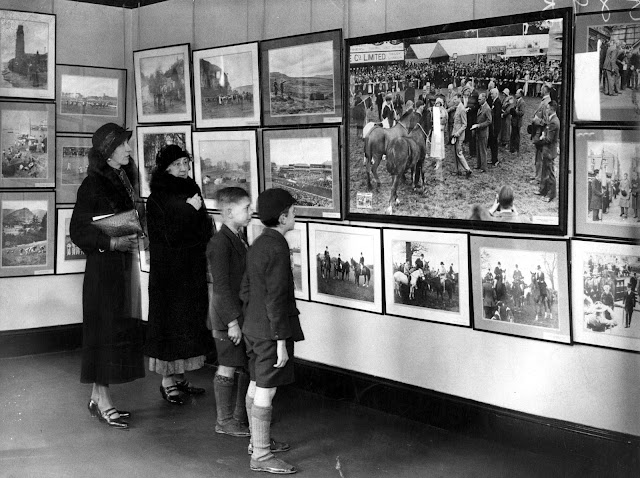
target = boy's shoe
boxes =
[248,438,290,455]
[250,455,296,474]
[215,419,250,437]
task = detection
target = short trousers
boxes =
[214,334,248,368]
[244,334,295,388]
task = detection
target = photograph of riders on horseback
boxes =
[134,44,192,123]
[345,11,569,233]
[383,229,470,327]
[308,223,382,313]
[470,236,571,344]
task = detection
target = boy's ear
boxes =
[278,212,287,225]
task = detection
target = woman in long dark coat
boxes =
[70,123,145,430]
[144,145,213,405]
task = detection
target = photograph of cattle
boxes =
[345,10,569,234]
[261,127,340,218]
[55,208,86,274]
[55,136,91,204]
[136,125,192,198]
[193,43,260,128]
[470,235,570,344]
[308,223,382,313]
[574,127,640,241]
[192,131,258,210]
[261,30,342,126]
[0,102,54,188]
[134,44,192,123]
[0,10,55,99]
[1,192,54,277]
[572,240,640,352]
[383,229,470,326]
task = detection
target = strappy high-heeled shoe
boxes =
[160,384,184,405]
[88,399,131,419]
[97,407,129,430]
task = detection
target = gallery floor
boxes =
[0,351,634,478]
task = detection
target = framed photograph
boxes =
[260,29,343,127]
[571,239,640,353]
[0,191,55,277]
[574,10,639,124]
[193,42,260,128]
[345,9,571,235]
[1,101,55,188]
[0,10,55,100]
[55,207,85,274]
[383,229,470,327]
[308,223,382,313]
[574,127,640,241]
[136,125,193,198]
[470,235,570,344]
[55,136,90,204]
[260,127,341,219]
[56,64,126,134]
[192,130,258,210]
[133,43,193,123]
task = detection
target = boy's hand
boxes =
[274,340,288,368]
[228,323,242,345]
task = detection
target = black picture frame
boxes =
[344,8,572,236]
[55,135,91,204]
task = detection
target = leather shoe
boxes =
[248,438,290,455]
[97,407,129,430]
[250,456,296,474]
[175,380,205,395]
[88,399,131,419]
[160,384,184,405]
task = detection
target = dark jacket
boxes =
[540,113,560,160]
[207,224,247,332]
[143,172,213,361]
[240,228,304,342]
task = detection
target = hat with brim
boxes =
[92,123,132,160]
[156,144,190,173]
[258,188,296,225]
[385,93,393,100]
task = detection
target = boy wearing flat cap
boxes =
[240,188,304,475]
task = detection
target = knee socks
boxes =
[234,370,250,425]
[213,374,235,425]
[251,405,273,460]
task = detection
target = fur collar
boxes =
[150,171,200,197]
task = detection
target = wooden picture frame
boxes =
[383,228,470,327]
[0,101,55,188]
[55,135,91,204]
[571,238,640,353]
[193,42,260,128]
[0,9,55,100]
[192,130,258,211]
[55,207,85,274]
[308,222,382,313]
[260,29,343,127]
[344,9,572,235]
[56,64,126,134]
[0,191,55,277]
[134,43,193,124]
[260,127,341,219]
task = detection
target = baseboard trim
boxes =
[0,324,83,358]
[293,358,639,473]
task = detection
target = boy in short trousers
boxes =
[241,188,304,475]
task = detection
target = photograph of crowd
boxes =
[572,240,640,353]
[346,13,567,230]
[1,198,48,268]
[0,11,55,99]
[575,11,640,123]
[59,74,118,117]
[55,208,85,275]
[193,43,260,128]
[309,223,382,313]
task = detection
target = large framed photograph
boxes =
[56,64,126,133]
[308,223,382,313]
[0,10,55,100]
[574,127,640,241]
[470,235,570,344]
[260,29,343,127]
[55,207,85,274]
[383,229,470,327]
[136,125,192,198]
[345,9,571,235]
[574,10,639,124]
[1,101,55,188]
[1,191,55,277]
[260,127,341,219]
[134,44,193,123]
[192,130,258,210]
[55,136,91,204]
[571,239,640,353]
[193,42,260,128]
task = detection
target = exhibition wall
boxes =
[0,0,638,440]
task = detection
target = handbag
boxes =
[91,209,143,237]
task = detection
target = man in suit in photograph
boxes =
[509,89,525,154]
[472,93,492,172]
[534,100,560,202]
